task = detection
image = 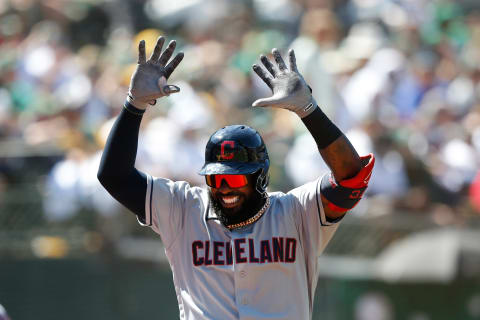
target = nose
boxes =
[217,178,233,193]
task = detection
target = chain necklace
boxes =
[226,196,270,230]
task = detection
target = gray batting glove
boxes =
[252,48,317,118]
[127,37,184,110]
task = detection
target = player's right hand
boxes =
[127,37,184,110]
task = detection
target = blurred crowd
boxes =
[1,0,480,229]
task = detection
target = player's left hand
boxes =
[252,49,317,118]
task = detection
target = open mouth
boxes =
[220,195,241,208]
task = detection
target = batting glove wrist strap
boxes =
[320,154,375,212]
[124,99,146,116]
[296,97,318,118]
[126,94,156,111]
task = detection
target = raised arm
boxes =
[252,48,374,220]
[97,37,184,218]
[302,109,374,219]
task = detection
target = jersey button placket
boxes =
[232,232,251,316]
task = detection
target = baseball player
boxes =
[98,36,374,319]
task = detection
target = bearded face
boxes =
[208,174,265,227]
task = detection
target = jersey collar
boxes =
[205,195,271,230]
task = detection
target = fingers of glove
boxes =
[164,52,184,79]
[149,36,165,62]
[138,40,146,64]
[158,40,177,66]
[252,64,273,90]
[288,49,298,72]
[260,55,277,77]
[272,48,287,71]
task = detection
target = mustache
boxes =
[213,191,243,197]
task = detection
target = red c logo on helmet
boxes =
[220,140,235,160]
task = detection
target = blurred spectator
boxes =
[470,171,480,213]
[290,8,344,119]
[43,148,120,221]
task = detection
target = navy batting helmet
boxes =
[198,125,269,193]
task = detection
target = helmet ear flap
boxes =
[255,169,269,194]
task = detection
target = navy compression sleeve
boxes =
[97,107,147,219]
[301,107,342,149]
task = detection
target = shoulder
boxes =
[267,191,289,203]
[267,190,304,212]
[150,177,208,202]
[286,179,321,202]
[268,179,320,204]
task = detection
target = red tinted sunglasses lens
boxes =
[222,175,248,188]
[205,175,248,188]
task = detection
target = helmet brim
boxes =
[198,162,263,176]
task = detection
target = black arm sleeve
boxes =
[97,108,147,219]
[301,107,342,149]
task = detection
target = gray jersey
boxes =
[140,174,341,320]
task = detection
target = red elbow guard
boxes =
[321,153,375,212]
